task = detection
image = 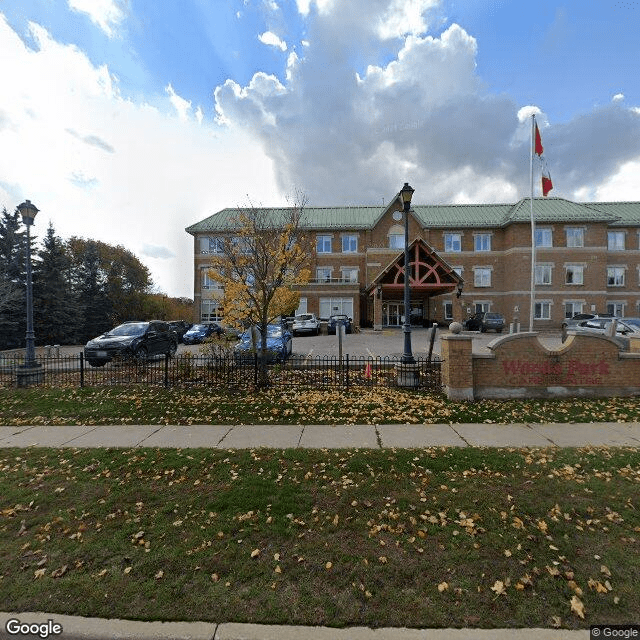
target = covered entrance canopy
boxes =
[368,239,463,326]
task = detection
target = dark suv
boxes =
[84,321,178,367]
[464,312,505,333]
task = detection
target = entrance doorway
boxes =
[384,303,404,326]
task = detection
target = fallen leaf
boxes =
[51,565,68,579]
[570,595,585,619]
[250,549,260,558]
[491,580,506,596]
[155,570,164,580]
[551,616,562,628]
[34,568,46,579]
[124,566,132,574]
[437,581,449,592]
[600,565,611,577]
[325,561,332,570]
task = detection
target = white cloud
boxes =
[612,93,625,102]
[258,31,288,51]
[376,0,439,39]
[67,0,125,38]
[215,2,640,207]
[0,15,283,298]
[165,83,194,121]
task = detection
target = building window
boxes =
[341,235,358,253]
[445,233,462,252]
[607,302,625,317]
[608,231,625,251]
[340,267,358,282]
[474,302,490,313]
[534,301,551,320]
[564,301,583,318]
[565,228,584,248]
[444,302,453,320]
[199,236,224,254]
[474,234,491,252]
[319,297,353,320]
[316,267,332,282]
[607,267,625,286]
[201,269,223,290]
[534,264,552,285]
[473,267,491,287]
[565,264,584,285]
[388,234,404,249]
[295,297,308,315]
[317,235,332,253]
[201,300,222,322]
[535,228,553,248]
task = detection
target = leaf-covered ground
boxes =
[2,386,640,425]
[1,446,638,628]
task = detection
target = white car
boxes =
[292,313,320,336]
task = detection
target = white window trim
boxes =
[535,228,553,248]
[316,234,333,253]
[564,263,585,285]
[473,232,492,252]
[341,234,358,253]
[444,232,463,253]
[534,263,553,285]
[607,231,626,251]
[534,300,553,320]
[473,266,493,288]
[565,227,585,248]
[443,301,453,320]
[607,266,626,287]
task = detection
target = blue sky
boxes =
[1,0,639,298]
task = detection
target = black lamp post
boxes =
[17,199,39,369]
[399,182,415,364]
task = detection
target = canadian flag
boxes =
[541,164,553,197]
[534,118,553,197]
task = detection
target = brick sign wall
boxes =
[441,333,640,400]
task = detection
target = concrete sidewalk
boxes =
[0,612,591,639]
[1,421,639,449]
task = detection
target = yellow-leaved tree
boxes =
[208,195,311,383]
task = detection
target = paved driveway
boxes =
[31,328,565,360]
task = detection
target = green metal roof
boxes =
[186,198,639,235]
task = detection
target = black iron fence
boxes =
[0,353,442,391]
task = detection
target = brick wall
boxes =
[442,332,640,400]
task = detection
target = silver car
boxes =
[567,318,640,350]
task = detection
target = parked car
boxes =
[168,320,192,343]
[233,324,293,363]
[292,313,320,336]
[84,321,178,367]
[569,318,640,349]
[327,314,352,335]
[463,312,505,333]
[561,313,614,330]
[182,322,223,344]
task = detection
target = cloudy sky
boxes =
[1,0,639,299]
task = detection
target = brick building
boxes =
[185,194,640,330]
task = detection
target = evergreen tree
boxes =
[71,240,113,342]
[33,223,80,344]
[0,206,27,349]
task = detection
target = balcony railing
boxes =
[309,278,359,285]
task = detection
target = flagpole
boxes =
[529,114,536,332]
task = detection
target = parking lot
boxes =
[32,327,565,360]
[177,326,565,359]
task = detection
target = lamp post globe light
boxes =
[397,182,420,388]
[16,199,42,385]
[400,182,415,364]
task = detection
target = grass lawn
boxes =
[3,386,640,425]
[1,446,638,629]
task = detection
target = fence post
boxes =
[346,354,349,389]
[164,353,169,388]
[79,352,84,388]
